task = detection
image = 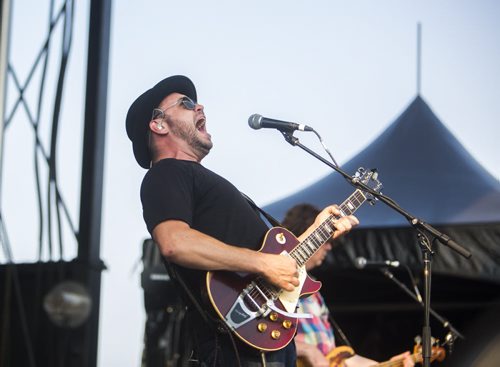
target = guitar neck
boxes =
[290,189,367,267]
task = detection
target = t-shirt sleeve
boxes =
[140,161,194,234]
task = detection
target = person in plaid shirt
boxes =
[282,204,415,367]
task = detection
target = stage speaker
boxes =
[141,239,181,311]
[141,239,194,367]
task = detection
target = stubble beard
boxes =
[166,116,213,161]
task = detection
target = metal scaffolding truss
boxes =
[1,0,77,263]
[0,0,111,366]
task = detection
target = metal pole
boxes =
[0,0,12,196]
[77,0,111,366]
[417,22,422,96]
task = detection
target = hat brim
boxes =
[126,75,197,168]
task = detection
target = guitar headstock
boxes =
[413,336,447,363]
[354,167,383,205]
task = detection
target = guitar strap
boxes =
[161,258,226,331]
[240,192,283,227]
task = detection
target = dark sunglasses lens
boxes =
[181,97,196,110]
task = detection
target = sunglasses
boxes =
[151,96,197,120]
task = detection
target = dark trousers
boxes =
[197,334,296,367]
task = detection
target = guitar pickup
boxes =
[266,301,312,320]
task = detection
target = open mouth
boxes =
[195,116,207,132]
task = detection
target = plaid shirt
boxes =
[295,292,336,356]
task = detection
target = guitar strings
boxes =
[243,190,367,313]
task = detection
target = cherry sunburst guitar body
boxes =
[207,227,321,351]
[206,168,383,351]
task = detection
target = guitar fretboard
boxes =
[252,189,368,301]
[289,190,366,267]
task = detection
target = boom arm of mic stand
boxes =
[280,131,472,259]
[380,268,465,340]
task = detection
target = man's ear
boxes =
[149,120,168,134]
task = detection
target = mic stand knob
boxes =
[445,331,456,355]
[281,130,298,146]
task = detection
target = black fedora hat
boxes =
[126,75,197,169]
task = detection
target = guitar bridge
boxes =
[225,281,273,329]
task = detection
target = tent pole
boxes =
[417,23,422,96]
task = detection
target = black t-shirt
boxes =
[140,158,296,362]
[141,158,268,246]
[140,158,268,300]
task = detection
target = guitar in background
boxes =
[297,341,446,367]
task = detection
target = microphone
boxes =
[248,114,313,132]
[354,257,400,269]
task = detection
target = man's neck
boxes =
[152,136,207,163]
[153,144,205,163]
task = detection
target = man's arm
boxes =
[152,220,300,291]
[295,340,330,367]
[345,351,415,367]
[152,206,358,291]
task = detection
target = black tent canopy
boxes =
[265,96,500,227]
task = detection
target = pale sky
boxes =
[2,1,499,366]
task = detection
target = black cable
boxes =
[404,264,423,304]
[220,321,242,367]
[162,310,176,365]
[327,312,353,348]
[52,0,74,261]
[171,307,186,365]
[48,0,71,260]
[34,0,54,261]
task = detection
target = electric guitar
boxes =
[297,343,446,367]
[206,168,383,351]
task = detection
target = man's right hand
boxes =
[259,253,299,291]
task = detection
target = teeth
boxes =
[196,118,206,130]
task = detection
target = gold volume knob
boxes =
[269,312,278,321]
[282,320,292,329]
[257,323,267,332]
[271,330,281,340]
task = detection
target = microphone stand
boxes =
[380,267,464,344]
[280,130,472,367]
